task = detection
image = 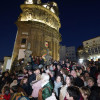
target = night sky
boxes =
[0,0,100,59]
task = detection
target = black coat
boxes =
[27,73,36,96]
[74,77,84,87]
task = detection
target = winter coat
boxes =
[74,77,84,87]
[21,84,29,96]
[28,73,36,95]
[28,73,36,84]
[31,80,42,98]
[3,93,11,100]
[42,81,53,100]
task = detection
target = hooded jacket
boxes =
[42,81,53,100]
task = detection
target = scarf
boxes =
[54,81,62,97]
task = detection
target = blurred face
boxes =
[71,70,77,78]
[79,69,82,74]
[62,61,64,64]
[23,69,27,74]
[57,65,60,69]
[97,74,100,87]
[66,76,71,86]
[56,76,61,83]
[87,67,90,72]
[80,76,84,81]
[35,69,40,75]
[88,79,94,87]
[23,78,27,84]
[5,73,8,77]
[84,73,89,77]
[53,65,56,70]
[28,70,32,75]
[10,89,13,93]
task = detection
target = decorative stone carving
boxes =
[24,43,32,64]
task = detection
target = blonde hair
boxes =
[80,86,91,98]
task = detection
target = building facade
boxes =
[83,36,100,61]
[66,46,76,61]
[59,45,67,61]
[11,0,61,64]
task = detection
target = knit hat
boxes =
[10,80,18,88]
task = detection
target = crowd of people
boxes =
[0,57,100,100]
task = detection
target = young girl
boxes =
[54,75,63,99]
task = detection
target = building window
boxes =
[95,48,98,52]
[93,40,95,43]
[22,32,28,35]
[86,43,88,45]
[91,48,94,54]
[98,46,100,50]
[21,38,26,44]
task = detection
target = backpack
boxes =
[38,87,57,100]
[38,88,44,100]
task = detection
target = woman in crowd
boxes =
[64,86,83,100]
[54,75,63,99]
[59,75,74,100]
[71,70,84,87]
[80,75,87,86]
[87,77,95,91]
[38,73,53,100]
[80,86,91,100]
[31,80,42,100]
[20,77,29,96]
[60,68,69,82]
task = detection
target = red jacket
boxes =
[3,93,11,100]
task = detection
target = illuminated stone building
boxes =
[83,36,100,61]
[11,0,61,64]
[78,36,100,61]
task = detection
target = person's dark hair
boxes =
[80,86,91,99]
[18,70,23,74]
[61,68,69,76]
[4,86,10,95]
[88,87,100,100]
[56,75,64,84]
[66,75,74,85]
[67,86,81,100]
[10,85,18,93]
[87,77,95,83]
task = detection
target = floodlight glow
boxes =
[79,59,84,64]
